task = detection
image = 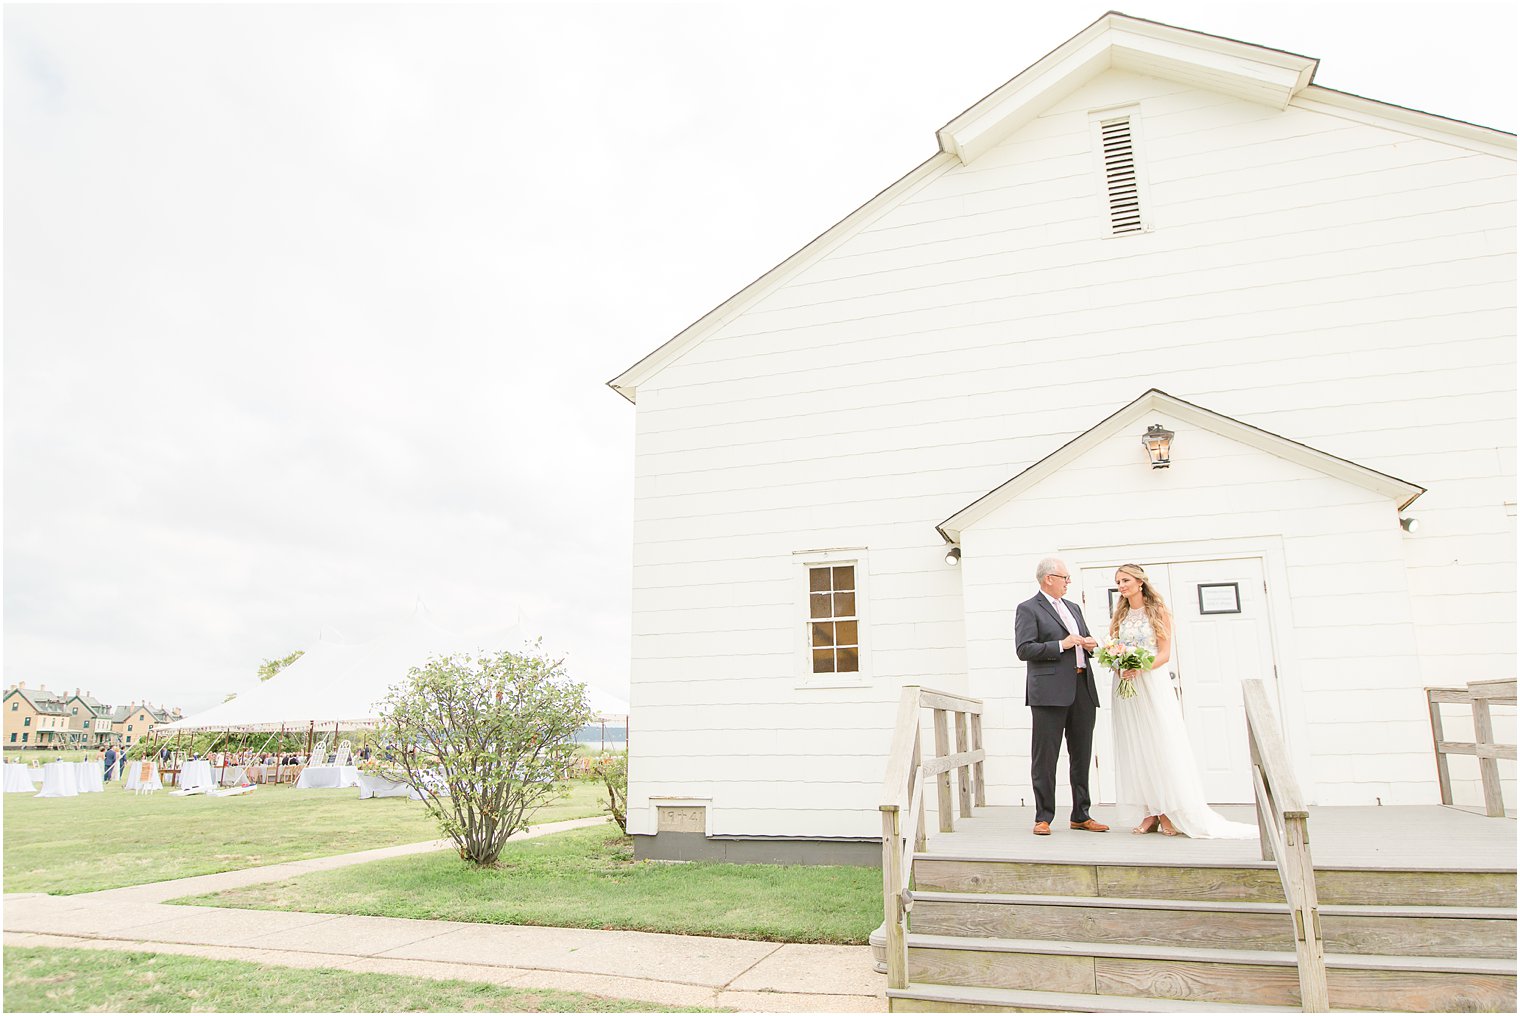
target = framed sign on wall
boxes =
[1197,582,1242,615]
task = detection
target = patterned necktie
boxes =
[1051,597,1086,669]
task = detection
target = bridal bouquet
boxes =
[1096,639,1157,699]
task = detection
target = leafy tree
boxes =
[375,645,594,866]
[258,649,305,682]
[596,753,628,833]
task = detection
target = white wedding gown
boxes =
[1112,610,1257,839]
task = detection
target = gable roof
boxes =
[607,13,1515,405]
[936,389,1425,543]
[5,686,68,714]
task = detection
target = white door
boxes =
[1081,557,1275,805]
[1168,559,1274,803]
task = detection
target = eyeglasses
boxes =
[1051,574,1071,581]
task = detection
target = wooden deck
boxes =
[919,805,1517,871]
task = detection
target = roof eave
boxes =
[937,13,1318,166]
[939,389,1424,542]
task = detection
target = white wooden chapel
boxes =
[607,13,1515,862]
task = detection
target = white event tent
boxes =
[164,609,630,734]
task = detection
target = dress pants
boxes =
[1030,676,1097,824]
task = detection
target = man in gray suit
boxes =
[1015,556,1109,836]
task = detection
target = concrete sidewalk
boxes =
[3,816,885,1012]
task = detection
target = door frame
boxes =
[1063,534,1312,805]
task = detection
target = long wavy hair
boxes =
[1108,563,1172,639]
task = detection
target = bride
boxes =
[1110,563,1257,839]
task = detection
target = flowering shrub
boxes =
[375,644,594,865]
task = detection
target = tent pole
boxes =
[306,721,314,765]
[276,723,284,784]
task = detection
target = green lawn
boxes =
[2,947,720,1013]
[3,780,606,895]
[179,824,882,944]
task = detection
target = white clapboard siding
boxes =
[627,64,1514,836]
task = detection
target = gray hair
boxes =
[1035,557,1067,581]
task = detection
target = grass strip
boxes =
[2,946,720,1012]
[178,825,881,944]
[3,779,606,895]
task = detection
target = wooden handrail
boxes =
[1242,678,1327,1012]
[879,685,986,992]
[1427,679,1516,817]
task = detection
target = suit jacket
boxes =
[1015,592,1101,708]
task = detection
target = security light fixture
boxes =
[1400,516,1420,533]
[945,546,962,566]
[1141,423,1175,468]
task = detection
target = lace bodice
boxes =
[1116,609,1157,654]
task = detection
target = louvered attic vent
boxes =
[1100,116,1143,235]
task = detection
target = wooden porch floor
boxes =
[920,805,1516,871]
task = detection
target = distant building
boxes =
[4,683,182,751]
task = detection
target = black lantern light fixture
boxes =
[1141,423,1175,469]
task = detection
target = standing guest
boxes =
[101,746,115,782]
[1015,556,1109,837]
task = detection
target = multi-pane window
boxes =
[809,565,859,674]
[23,717,30,727]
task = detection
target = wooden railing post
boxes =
[1284,813,1329,1012]
[932,708,953,832]
[970,711,985,807]
[1427,689,1454,806]
[880,804,907,989]
[1246,723,1274,863]
[911,730,927,852]
[953,709,972,819]
[1426,680,1515,817]
[1244,678,1327,1012]
[881,685,987,995]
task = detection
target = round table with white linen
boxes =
[295,765,359,790]
[178,760,215,791]
[356,772,414,799]
[3,763,36,793]
[35,761,80,798]
[74,761,104,793]
[124,761,163,792]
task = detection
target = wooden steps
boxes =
[900,934,1515,1011]
[882,856,1517,1012]
[905,891,1517,958]
[913,856,1518,907]
[888,982,1301,1013]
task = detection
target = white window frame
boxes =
[793,547,872,689]
[1087,103,1155,238]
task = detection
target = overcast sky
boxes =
[5,1,1515,715]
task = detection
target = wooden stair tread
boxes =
[908,889,1518,919]
[915,852,1518,874]
[907,933,1519,973]
[887,982,1303,1013]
